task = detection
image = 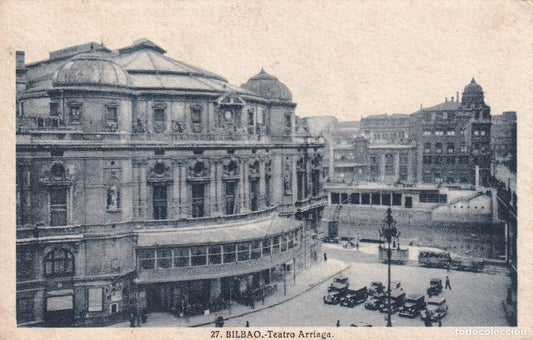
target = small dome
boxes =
[463,78,483,94]
[241,68,292,102]
[53,53,130,87]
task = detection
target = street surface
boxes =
[218,256,509,327]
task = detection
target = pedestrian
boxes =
[245,320,250,327]
[129,311,136,327]
[323,252,327,262]
[355,240,359,252]
[215,315,224,328]
[336,320,340,327]
[445,275,451,290]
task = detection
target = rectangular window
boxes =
[192,183,205,218]
[251,241,261,259]
[361,193,370,205]
[138,249,155,270]
[392,193,402,206]
[435,130,444,136]
[173,247,189,267]
[340,193,348,204]
[371,192,380,205]
[385,154,394,176]
[280,234,288,252]
[107,106,118,122]
[423,130,431,136]
[331,193,339,204]
[447,157,456,165]
[474,130,479,136]
[225,181,237,215]
[424,143,431,154]
[69,105,81,122]
[50,102,59,117]
[262,238,272,256]
[350,193,360,204]
[223,244,236,263]
[156,249,172,269]
[381,193,391,206]
[480,130,486,136]
[191,246,207,266]
[435,143,442,154]
[153,184,167,220]
[208,245,222,265]
[447,143,455,154]
[237,242,250,261]
[50,187,67,226]
[153,108,165,133]
[446,130,455,136]
[272,236,280,253]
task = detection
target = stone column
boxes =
[380,153,386,181]
[259,160,266,208]
[210,278,222,300]
[239,161,246,212]
[209,161,218,216]
[394,153,400,179]
[292,156,298,200]
[216,161,224,216]
[139,161,148,219]
[172,160,181,219]
[407,149,414,183]
[179,163,188,218]
[272,154,283,206]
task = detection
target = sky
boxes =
[2,0,532,121]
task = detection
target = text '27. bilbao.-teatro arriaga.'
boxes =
[15,39,327,326]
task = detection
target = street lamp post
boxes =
[380,207,399,327]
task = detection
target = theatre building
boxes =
[15,39,326,326]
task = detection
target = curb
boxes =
[191,263,351,327]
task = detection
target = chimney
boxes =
[456,91,459,102]
[16,51,25,70]
[445,97,448,102]
[451,96,454,102]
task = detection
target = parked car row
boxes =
[323,276,449,322]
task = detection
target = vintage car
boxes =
[418,249,451,269]
[340,287,368,308]
[327,275,350,292]
[364,295,383,310]
[427,278,443,297]
[399,294,426,318]
[368,281,385,296]
[424,297,448,321]
[379,289,406,314]
[323,291,344,305]
[451,256,484,272]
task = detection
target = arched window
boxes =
[44,249,74,276]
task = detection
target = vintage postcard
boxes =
[1,0,531,339]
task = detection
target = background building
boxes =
[15,39,327,326]
[491,111,517,173]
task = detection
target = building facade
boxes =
[15,39,327,326]
[412,79,492,186]
[491,111,517,173]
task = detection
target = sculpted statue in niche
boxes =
[188,161,209,178]
[107,184,120,211]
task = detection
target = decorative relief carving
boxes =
[222,158,240,180]
[187,159,210,180]
[39,162,73,186]
[147,161,172,183]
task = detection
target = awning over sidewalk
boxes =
[136,215,302,247]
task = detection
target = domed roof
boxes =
[53,53,130,87]
[241,68,293,102]
[463,78,483,94]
